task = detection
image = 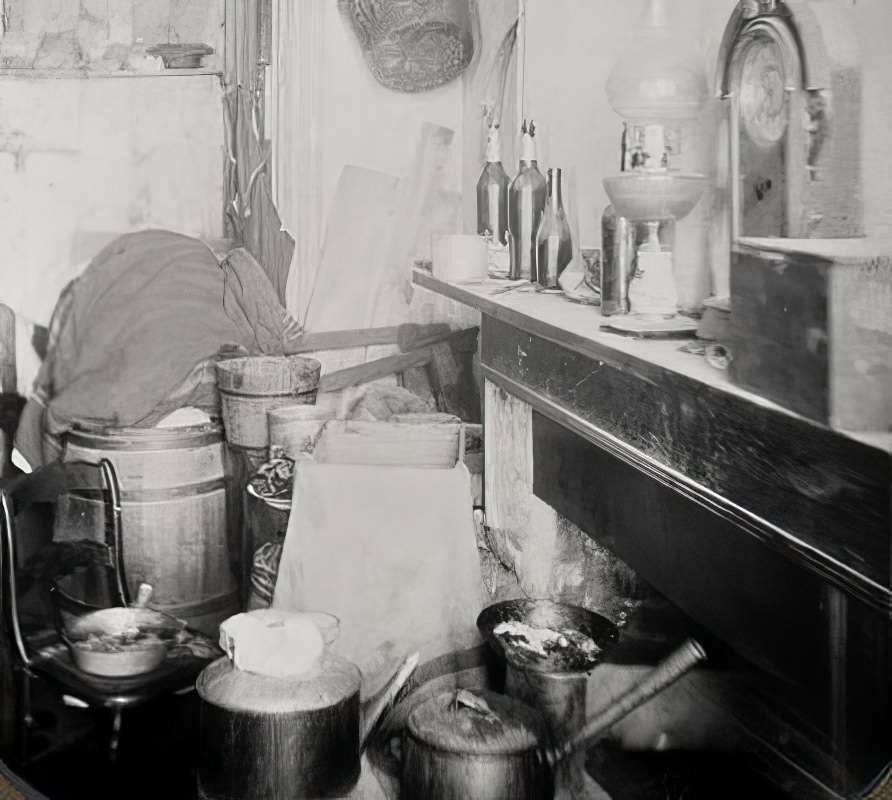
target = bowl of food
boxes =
[65,607,185,677]
[476,599,619,675]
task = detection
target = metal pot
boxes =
[197,651,417,800]
[400,639,706,800]
[401,689,552,800]
[475,597,623,789]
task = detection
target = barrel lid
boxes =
[406,689,545,756]
[196,651,362,713]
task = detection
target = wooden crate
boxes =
[729,237,892,430]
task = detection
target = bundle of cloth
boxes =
[15,229,295,468]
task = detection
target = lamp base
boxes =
[628,250,678,317]
[600,314,697,337]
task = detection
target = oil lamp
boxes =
[602,0,709,324]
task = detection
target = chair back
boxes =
[0,459,127,666]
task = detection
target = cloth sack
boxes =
[272,459,485,698]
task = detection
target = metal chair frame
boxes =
[0,459,210,766]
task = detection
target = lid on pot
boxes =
[407,689,546,756]
[197,651,361,714]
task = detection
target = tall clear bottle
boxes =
[507,120,547,281]
[535,168,573,289]
[476,123,510,246]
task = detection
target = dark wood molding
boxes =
[480,314,892,597]
[484,363,892,616]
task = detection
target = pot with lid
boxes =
[196,609,417,800]
[402,688,551,800]
[400,639,707,800]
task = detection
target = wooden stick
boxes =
[318,349,435,393]
[284,323,452,355]
[360,651,420,753]
[317,327,479,393]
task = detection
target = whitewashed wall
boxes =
[0,0,224,71]
[273,0,465,322]
[0,74,225,393]
[857,0,892,238]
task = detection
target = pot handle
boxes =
[552,638,707,765]
[360,651,420,753]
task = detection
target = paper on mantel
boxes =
[218,609,325,678]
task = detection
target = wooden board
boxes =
[313,420,461,469]
[302,166,399,333]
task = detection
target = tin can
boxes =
[600,205,636,316]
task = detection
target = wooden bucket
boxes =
[63,422,240,636]
[216,356,322,450]
[267,404,336,459]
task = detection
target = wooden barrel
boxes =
[215,356,321,451]
[64,422,240,636]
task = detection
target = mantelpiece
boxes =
[414,269,892,606]
[413,268,892,796]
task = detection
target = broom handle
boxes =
[553,638,707,764]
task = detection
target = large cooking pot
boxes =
[196,636,417,800]
[400,639,706,800]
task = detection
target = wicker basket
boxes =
[216,356,321,450]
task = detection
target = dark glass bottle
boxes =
[476,123,510,246]
[507,120,547,281]
[535,168,573,289]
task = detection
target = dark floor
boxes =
[586,744,793,800]
[9,678,798,800]
[15,684,199,800]
[4,596,816,799]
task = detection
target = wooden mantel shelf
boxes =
[413,269,892,614]
[413,270,890,451]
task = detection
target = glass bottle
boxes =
[535,168,573,289]
[476,123,510,246]
[507,120,547,281]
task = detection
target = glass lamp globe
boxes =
[606,0,709,123]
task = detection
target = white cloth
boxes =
[272,460,484,697]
